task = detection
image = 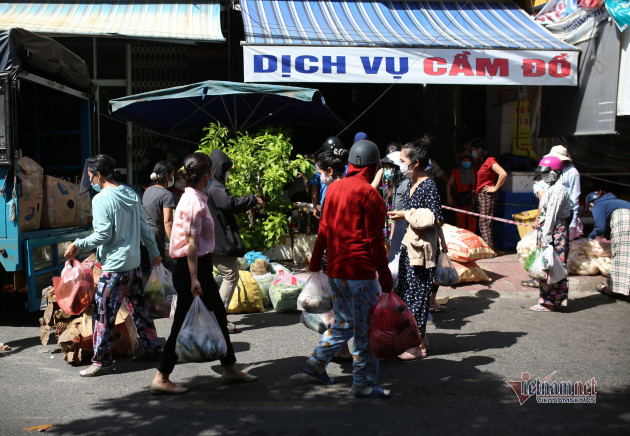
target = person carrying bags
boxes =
[150,153,256,395]
[64,154,163,377]
[302,140,394,399]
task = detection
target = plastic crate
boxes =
[512,209,538,239]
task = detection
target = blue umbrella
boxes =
[109,80,344,133]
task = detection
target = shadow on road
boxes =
[565,293,626,313]
[47,350,630,435]
[433,290,500,331]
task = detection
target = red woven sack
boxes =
[369,292,421,360]
[52,259,94,315]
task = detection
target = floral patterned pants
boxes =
[92,267,161,367]
[310,278,382,387]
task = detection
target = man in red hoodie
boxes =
[300,140,394,399]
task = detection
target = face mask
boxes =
[90,175,101,192]
[320,173,334,186]
[383,168,394,180]
[167,176,175,188]
[399,163,414,179]
[205,177,213,191]
[542,171,558,185]
[461,161,472,169]
[472,151,478,159]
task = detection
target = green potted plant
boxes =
[197,123,314,252]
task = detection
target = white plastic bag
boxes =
[528,249,547,280]
[144,264,177,318]
[297,271,333,313]
[433,253,460,286]
[175,296,227,362]
[388,253,400,289]
[543,245,567,283]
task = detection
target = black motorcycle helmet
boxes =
[322,136,343,151]
[348,140,380,166]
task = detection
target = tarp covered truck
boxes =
[0,28,94,311]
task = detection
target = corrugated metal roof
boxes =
[0,2,224,41]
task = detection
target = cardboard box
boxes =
[17,157,44,232]
[41,176,91,228]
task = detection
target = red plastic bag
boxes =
[369,292,421,360]
[52,259,94,315]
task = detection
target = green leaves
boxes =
[197,123,312,252]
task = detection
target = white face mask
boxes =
[320,172,334,186]
[167,176,174,188]
[399,162,413,179]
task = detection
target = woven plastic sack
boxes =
[369,292,421,360]
[144,264,177,318]
[528,249,547,280]
[227,271,265,314]
[443,224,496,263]
[297,271,333,313]
[452,260,490,283]
[175,296,227,362]
[252,272,274,307]
[269,270,304,313]
[52,260,94,315]
[301,310,334,334]
[434,253,460,286]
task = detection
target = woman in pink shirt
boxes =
[150,153,257,394]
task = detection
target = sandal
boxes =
[521,279,540,288]
[299,365,334,385]
[350,385,393,399]
[596,282,613,296]
[529,304,556,312]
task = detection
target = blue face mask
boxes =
[206,178,213,191]
[90,175,101,192]
[383,168,394,180]
[472,151,478,159]
[461,161,472,169]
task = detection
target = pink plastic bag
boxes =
[52,259,94,315]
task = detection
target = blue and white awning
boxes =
[241,1,579,86]
[0,2,224,42]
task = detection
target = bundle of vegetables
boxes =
[269,270,304,313]
[568,238,612,276]
[175,297,227,362]
[301,311,334,334]
[517,230,537,265]
[252,272,274,307]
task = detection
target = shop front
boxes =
[238,0,580,249]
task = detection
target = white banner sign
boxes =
[244,46,579,86]
[543,5,609,44]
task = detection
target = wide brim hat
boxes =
[544,145,571,162]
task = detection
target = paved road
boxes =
[1,285,628,435]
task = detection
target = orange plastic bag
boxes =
[369,292,421,360]
[52,259,94,315]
